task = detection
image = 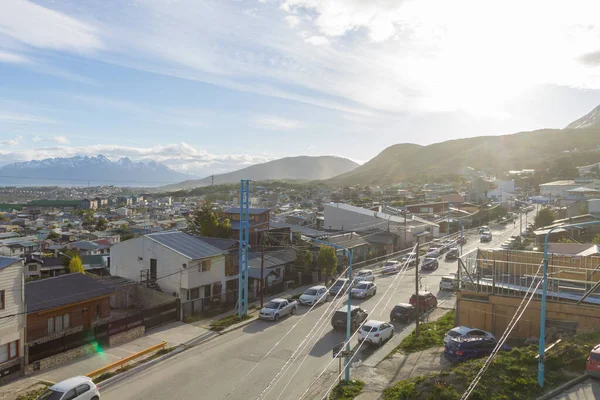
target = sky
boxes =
[2,0,600,179]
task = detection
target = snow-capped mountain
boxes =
[0,155,192,187]
[566,105,600,129]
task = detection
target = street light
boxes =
[538,220,600,388]
[312,238,353,383]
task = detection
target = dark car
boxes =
[445,247,459,261]
[409,291,437,311]
[331,305,368,331]
[329,278,349,297]
[444,336,511,363]
[421,257,439,271]
[390,303,417,323]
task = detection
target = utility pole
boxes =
[211,174,214,186]
[260,245,265,308]
[415,239,420,336]
[520,208,523,235]
[404,210,407,247]
[447,202,451,234]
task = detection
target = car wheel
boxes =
[91,397,99,400]
[378,338,383,347]
[291,307,296,315]
[373,289,377,296]
[274,314,279,321]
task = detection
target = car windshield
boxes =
[393,306,407,313]
[384,262,397,267]
[333,311,346,321]
[441,277,454,283]
[304,289,318,296]
[447,330,462,337]
[37,390,64,400]
[362,325,378,332]
[333,280,345,287]
[264,302,280,309]
[358,271,370,276]
[355,284,368,290]
[591,353,600,362]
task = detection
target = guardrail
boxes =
[86,341,167,378]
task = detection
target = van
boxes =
[439,275,458,291]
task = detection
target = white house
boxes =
[115,207,130,217]
[110,231,238,305]
[0,257,25,383]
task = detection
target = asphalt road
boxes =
[101,221,525,400]
[551,377,600,399]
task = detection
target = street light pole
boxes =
[312,238,353,383]
[538,220,600,388]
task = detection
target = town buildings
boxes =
[0,257,25,383]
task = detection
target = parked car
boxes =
[409,291,437,311]
[259,298,298,321]
[586,344,600,378]
[439,275,459,291]
[36,376,100,400]
[382,260,402,274]
[444,336,511,363]
[401,253,418,267]
[351,281,377,298]
[390,303,417,323]
[480,232,492,243]
[358,320,395,346]
[421,257,439,271]
[329,278,350,297]
[443,326,495,346]
[478,226,489,233]
[298,285,329,306]
[356,269,375,282]
[445,247,459,261]
[426,249,440,258]
[331,305,368,331]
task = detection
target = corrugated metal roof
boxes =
[0,256,21,270]
[147,231,225,260]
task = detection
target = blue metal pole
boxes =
[243,180,250,316]
[312,238,352,382]
[238,179,251,318]
[538,219,600,387]
[238,180,244,319]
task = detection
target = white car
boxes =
[298,285,329,306]
[356,269,375,282]
[351,281,377,298]
[358,320,394,346]
[443,326,495,346]
[381,260,401,274]
[37,376,100,400]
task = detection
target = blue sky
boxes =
[2,0,600,178]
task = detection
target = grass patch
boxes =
[392,311,455,354]
[383,330,600,400]
[16,385,49,400]
[290,293,302,300]
[208,313,253,331]
[329,380,365,400]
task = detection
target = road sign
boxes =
[332,343,354,358]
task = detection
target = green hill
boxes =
[327,128,600,185]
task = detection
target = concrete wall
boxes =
[457,291,600,340]
[135,285,176,308]
[590,199,600,215]
[24,343,98,375]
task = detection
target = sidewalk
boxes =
[0,321,211,400]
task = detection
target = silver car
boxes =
[351,281,377,298]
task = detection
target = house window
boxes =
[48,318,54,333]
[198,260,211,272]
[0,340,18,363]
[190,287,200,300]
[203,284,212,299]
[0,290,4,310]
[28,265,37,272]
[55,315,63,331]
[225,254,239,276]
[64,313,70,329]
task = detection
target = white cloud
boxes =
[0,142,275,177]
[284,15,301,28]
[0,112,56,124]
[51,135,70,144]
[250,114,303,130]
[0,0,102,53]
[0,135,21,146]
[305,36,329,46]
[0,51,31,64]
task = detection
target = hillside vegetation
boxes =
[328,128,600,185]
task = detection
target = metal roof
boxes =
[147,231,226,260]
[0,257,21,270]
[224,207,270,215]
[26,273,114,314]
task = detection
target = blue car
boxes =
[444,336,511,363]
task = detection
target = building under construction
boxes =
[456,248,600,341]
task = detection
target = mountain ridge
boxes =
[163,155,359,190]
[0,155,191,187]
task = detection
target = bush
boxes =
[209,313,253,331]
[392,311,455,354]
[329,380,365,400]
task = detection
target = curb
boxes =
[216,316,257,335]
[536,374,589,400]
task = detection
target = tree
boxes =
[95,217,108,231]
[68,255,85,274]
[295,249,313,271]
[534,208,555,228]
[47,232,60,240]
[317,246,337,280]
[186,201,232,238]
[558,237,577,244]
[592,234,600,245]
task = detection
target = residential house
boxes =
[110,231,234,309]
[0,239,36,257]
[247,249,296,298]
[25,255,62,279]
[0,257,25,383]
[224,207,270,246]
[93,198,109,208]
[68,240,110,256]
[25,274,114,364]
[539,179,600,201]
[115,207,130,217]
[327,232,372,264]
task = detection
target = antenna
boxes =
[211,174,214,186]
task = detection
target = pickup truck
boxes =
[259,298,298,321]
